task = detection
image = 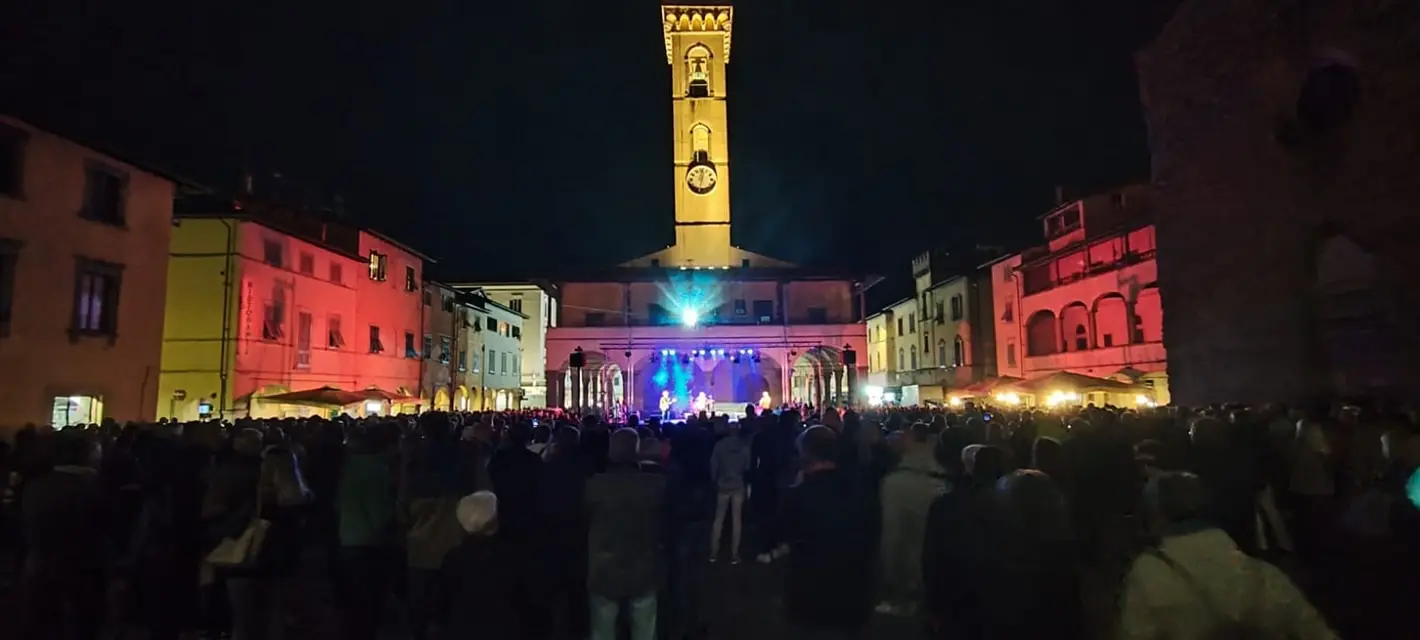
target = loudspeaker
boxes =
[570,348,585,369]
[842,348,857,366]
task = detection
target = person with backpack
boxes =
[1116,472,1335,639]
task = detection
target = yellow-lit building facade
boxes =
[0,115,186,433]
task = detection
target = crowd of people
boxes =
[2,399,1417,639]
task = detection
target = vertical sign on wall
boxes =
[241,279,254,355]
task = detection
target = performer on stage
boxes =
[692,391,708,415]
[707,394,716,415]
[759,391,773,412]
[659,390,675,421]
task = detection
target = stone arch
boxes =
[1026,310,1059,356]
[1060,302,1091,352]
[1092,293,1129,348]
[454,385,470,411]
[433,387,451,411]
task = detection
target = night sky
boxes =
[2,0,1161,282]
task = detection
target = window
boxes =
[511,326,521,339]
[934,301,945,325]
[1074,325,1089,351]
[367,251,388,281]
[262,240,284,268]
[950,295,964,321]
[458,349,467,371]
[752,300,774,323]
[907,313,916,332]
[71,258,122,338]
[897,348,904,370]
[937,340,947,366]
[423,291,432,306]
[501,352,508,374]
[585,312,606,327]
[1132,314,1145,343]
[1102,333,1114,348]
[80,164,126,225]
[471,351,480,372]
[486,317,497,332]
[298,252,314,275]
[953,336,966,366]
[439,336,452,364]
[327,315,345,349]
[896,318,904,336]
[509,298,523,313]
[369,325,384,353]
[419,334,430,359]
[807,307,828,324]
[442,295,455,312]
[0,240,19,336]
[0,124,27,197]
[404,265,417,292]
[295,312,313,368]
[909,346,918,369]
[1007,342,1017,367]
[733,299,747,315]
[329,262,343,285]
[1002,301,1014,324]
[261,285,286,341]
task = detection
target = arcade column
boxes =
[546,370,563,409]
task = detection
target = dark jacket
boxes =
[585,463,667,599]
[20,466,110,579]
[441,533,538,639]
[338,452,397,547]
[488,445,545,539]
[781,466,875,630]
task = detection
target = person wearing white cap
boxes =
[440,490,536,638]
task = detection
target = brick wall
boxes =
[1137,0,1420,404]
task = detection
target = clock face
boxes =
[686,164,718,194]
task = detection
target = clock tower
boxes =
[624,3,789,269]
[665,3,733,267]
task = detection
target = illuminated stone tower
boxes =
[663,3,734,268]
[625,2,789,269]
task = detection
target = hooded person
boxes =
[584,429,667,640]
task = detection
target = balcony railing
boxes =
[1023,341,1165,374]
[1021,248,1157,296]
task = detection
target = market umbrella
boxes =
[360,387,415,402]
[261,386,365,407]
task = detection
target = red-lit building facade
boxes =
[159,200,426,420]
[988,186,1170,404]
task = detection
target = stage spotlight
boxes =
[746,348,755,355]
[730,354,741,364]
[660,349,670,357]
[680,308,700,328]
[752,353,762,364]
[680,355,691,365]
[716,349,726,357]
[668,349,676,355]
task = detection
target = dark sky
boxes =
[2,0,1158,278]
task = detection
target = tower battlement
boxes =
[662,4,732,64]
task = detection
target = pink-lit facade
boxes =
[159,202,426,420]
[545,269,872,414]
[989,186,1170,403]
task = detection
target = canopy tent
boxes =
[360,387,416,402]
[260,386,366,408]
[1006,371,1141,394]
[956,376,1025,397]
[999,371,1152,408]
